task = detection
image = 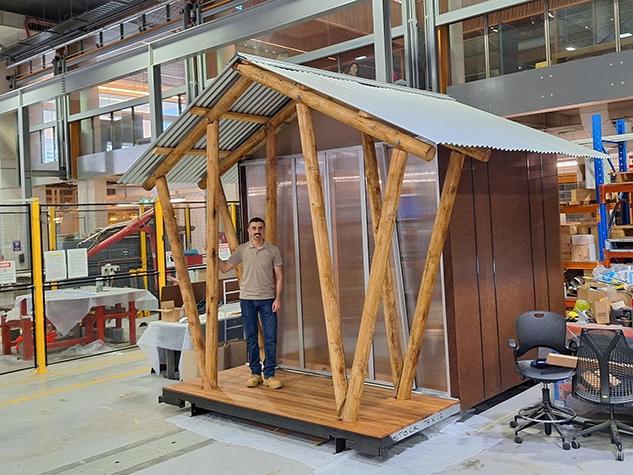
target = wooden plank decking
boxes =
[165,365,458,439]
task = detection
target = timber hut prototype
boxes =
[121,53,607,456]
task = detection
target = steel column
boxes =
[17,104,31,199]
[148,62,164,139]
[617,118,629,224]
[373,0,394,83]
[593,114,608,261]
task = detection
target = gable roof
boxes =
[120,53,607,186]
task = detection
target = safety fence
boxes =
[0,198,241,374]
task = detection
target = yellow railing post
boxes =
[30,198,48,374]
[229,202,237,230]
[154,199,167,298]
[184,205,192,250]
[139,204,149,291]
[48,206,57,290]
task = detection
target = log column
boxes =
[341,147,408,422]
[265,126,278,244]
[361,134,404,389]
[396,151,465,400]
[156,176,211,389]
[296,102,348,413]
[205,121,220,388]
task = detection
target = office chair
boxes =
[508,311,576,449]
[570,329,633,461]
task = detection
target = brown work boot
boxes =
[263,376,283,389]
[246,374,263,388]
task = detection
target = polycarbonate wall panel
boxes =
[394,150,447,392]
[243,159,300,368]
[328,149,365,369]
[295,155,331,372]
[242,145,449,393]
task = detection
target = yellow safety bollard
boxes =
[30,198,48,374]
[154,199,167,299]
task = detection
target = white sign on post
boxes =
[218,242,231,261]
[166,251,175,268]
[44,250,67,282]
[67,248,89,279]
[0,260,17,285]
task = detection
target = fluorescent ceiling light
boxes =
[565,46,576,51]
[355,55,367,60]
[621,32,633,38]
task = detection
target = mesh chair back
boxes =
[515,311,568,358]
[572,329,633,405]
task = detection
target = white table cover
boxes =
[138,302,242,377]
[13,286,158,335]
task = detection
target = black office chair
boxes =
[570,329,633,461]
[508,311,576,449]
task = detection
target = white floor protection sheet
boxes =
[166,411,502,474]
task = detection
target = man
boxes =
[219,217,284,389]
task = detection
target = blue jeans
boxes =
[240,299,277,378]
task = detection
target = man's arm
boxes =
[218,259,235,274]
[272,265,283,313]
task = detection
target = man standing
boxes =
[219,217,284,389]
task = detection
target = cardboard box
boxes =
[571,234,595,245]
[157,300,181,322]
[592,298,611,324]
[571,188,595,204]
[576,285,608,303]
[180,340,247,381]
[571,243,596,261]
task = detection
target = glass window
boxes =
[133,104,152,145]
[439,0,489,14]
[340,45,376,79]
[207,0,373,78]
[161,60,186,91]
[450,16,486,84]
[549,0,615,64]
[42,128,57,163]
[162,96,180,130]
[488,1,546,77]
[69,70,149,114]
[94,114,113,153]
[79,118,94,156]
[112,108,134,149]
[28,100,56,126]
[29,132,41,164]
[619,0,633,50]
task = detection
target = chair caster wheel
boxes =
[514,436,523,444]
[562,441,571,450]
[616,450,624,461]
[571,440,580,449]
[509,421,517,428]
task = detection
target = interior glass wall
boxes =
[450,16,486,83]
[439,0,488,14]
[549,0,615,64]
[68,70,150,114]
[620,0,633,50]
[242,145,448,393]
[488,1,546,76]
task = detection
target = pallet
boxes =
[159,366,460,458]
[609,225,633,239]
[613,171,633,183]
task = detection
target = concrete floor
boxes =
[0,349,632,474]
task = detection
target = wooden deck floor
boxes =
[165,366,459,439]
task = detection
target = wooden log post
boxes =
[341,147,409,422]
[396,151,466,400]
[205,121,220,389]
[265,126,278,245]
[361,134,404,389]
[155,176,211,389]
[296,102,348,413]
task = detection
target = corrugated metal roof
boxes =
[120,53,607,186]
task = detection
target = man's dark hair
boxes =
[248,217,265,226]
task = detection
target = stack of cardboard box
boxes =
[576,284,632,324]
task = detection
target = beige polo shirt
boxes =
[228,241,282,300]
